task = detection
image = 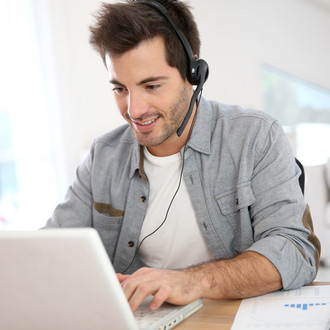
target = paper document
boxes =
[231,285,330,330]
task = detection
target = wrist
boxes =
[184,261,223,299]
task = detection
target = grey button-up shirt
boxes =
[45,98,320,290]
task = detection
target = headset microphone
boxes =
[176,62,208,137]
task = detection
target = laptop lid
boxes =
[0,228,202,330]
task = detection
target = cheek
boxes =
[114,96,128,117]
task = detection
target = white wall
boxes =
[42,0,330,257]
[195,0,330,106]
[43,0,330,174]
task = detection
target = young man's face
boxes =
[105,36,193,157]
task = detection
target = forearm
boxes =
[118,251,282,312]
[186,251,282,299]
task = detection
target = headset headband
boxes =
[136,0,208,86]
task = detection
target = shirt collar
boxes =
[186,97,212,155]
[126,130,147,180]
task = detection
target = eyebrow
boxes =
[109,76,169,87]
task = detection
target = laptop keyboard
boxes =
[135,299,184,329]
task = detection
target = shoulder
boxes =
[201,99,288,158]
[89,124,139,163]
[205,100,282,140]
[94,124,135,147]
[208,100,276,127]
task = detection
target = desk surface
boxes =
[175,282,330,330]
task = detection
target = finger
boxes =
[116,273,130,283]
[149,285,172,310]
[128,281,162,313]
[121,269,158,300]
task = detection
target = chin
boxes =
[136,135,166,148]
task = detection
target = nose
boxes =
[127,91,147,120]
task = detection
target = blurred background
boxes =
[0,0,330,267]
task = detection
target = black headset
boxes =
[137,0,209,136]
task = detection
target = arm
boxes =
[118,250,281,312]
[246,121,320,289]
[43,147,94,228]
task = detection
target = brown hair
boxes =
[89,0,200,80]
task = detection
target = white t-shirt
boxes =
[138,147,214,269]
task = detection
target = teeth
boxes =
[139,118,156,126]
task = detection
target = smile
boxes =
[131,116,160,132]
[139,118,157,126]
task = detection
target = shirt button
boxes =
[128,241,135,247]
[140,196,146,202]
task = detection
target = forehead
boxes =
[105,36,171,80]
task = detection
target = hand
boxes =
[116,252,282,313]
[116,267,201,313]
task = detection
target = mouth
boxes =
[132,116,160,132]
[139,118,157,126]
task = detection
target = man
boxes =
[45,0,320,313]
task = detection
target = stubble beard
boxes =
[133,86,191,148]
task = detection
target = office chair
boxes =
[295,158,305,195]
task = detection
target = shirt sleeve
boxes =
[246,120,321,290]
[42,145,94,228]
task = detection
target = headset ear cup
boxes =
[188,58,209,85]
[195,59,209,85]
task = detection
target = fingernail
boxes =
[150,303,157,310]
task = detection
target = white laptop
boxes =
[0,228,202,330]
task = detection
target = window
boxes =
[0,1,62,230]
[261,65,330,166]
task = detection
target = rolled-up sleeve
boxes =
[246,121,321,289]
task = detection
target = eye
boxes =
[112,86,127,94]
[146,84,160,91]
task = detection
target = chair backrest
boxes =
[295,158,305,195]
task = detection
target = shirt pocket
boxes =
[92,206,123,261]
[215,182,256,229]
